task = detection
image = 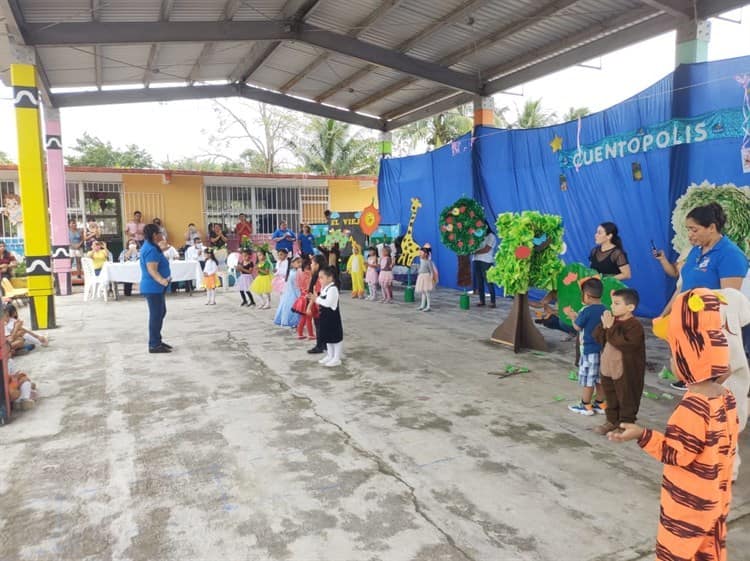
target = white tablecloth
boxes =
[100,261,203,288]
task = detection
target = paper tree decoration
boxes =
[487,211,564,353]
[556,263,627,327]
[671,181,750,257]
[439,197,486,287]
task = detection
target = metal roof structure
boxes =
[0,0,746,131]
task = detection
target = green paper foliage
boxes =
[672,181,750,257]
[487,211,564,295]
[556,263,628,327]
[438,197,487,255]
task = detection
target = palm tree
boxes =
[291,118,379,176]
[513,99,557,129]
[396,109,473,152]
[562,106,591,123]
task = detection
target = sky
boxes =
[0,6,749,164]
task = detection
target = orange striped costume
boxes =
[638,289,739,561]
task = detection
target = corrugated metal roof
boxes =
[1,0,716,127]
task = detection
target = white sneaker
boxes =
[318,355,332,364]
[325,359,341,367]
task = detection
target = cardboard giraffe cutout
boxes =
[397,198,422,266]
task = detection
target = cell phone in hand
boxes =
[650,240,656,251]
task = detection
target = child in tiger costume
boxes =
[610,288,739,561]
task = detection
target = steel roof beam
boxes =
[50,84,386,130]
[25,20,482,93]
[297,24,480,93]
[187,0,243,85]
[144,0,175,87]
[383,13,677,130]
[229,0,323,84]
[639,0,692,18]
[92,0,102,90]
[279,0,408,93]
[315,0,494,102]
[349,0,584,112]
[696,0,749,18]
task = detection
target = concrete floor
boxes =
[1,286,749,561]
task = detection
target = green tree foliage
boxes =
[396,108,472,152]
[561,106,591,122]
[0,151,12,164]
[66,132,154,168]
[513,98,557,129]
[290,117,379,176]
[487,211,564,295]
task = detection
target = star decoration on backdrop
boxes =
[549,135,563,153]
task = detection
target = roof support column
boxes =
[44,106,72,296]
[473,96,494,127]
[675,17,711,65]
[11,53,56,328]
[379,131,393,158]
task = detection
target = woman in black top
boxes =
[590,222,631,280]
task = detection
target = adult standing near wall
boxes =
[659,203,748,390]
[273,220,296,254]
[125,211,145,246]
[472,222,497,308]
[590,222,631,280]
[140,223,172,354]
[299,224,316,258]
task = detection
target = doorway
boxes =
[84,190,123,258]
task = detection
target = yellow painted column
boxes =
[11,63,55,329]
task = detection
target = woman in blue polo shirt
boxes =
[661,203,748,389]
[140,223,173,354]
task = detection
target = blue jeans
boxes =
[473,260,496,304]
[144,292,167,349]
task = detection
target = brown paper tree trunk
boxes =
[457,254,472,287]
[491,293,548,353]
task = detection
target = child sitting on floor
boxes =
[4,340,37,410]
[592,288,646,435]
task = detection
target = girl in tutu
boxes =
[203,248,219,306]
[272,248,290,295]
[378,246,394,303]
[251,250,273,309]
[365,247,379,301]
[236,249,255,307]
[416,244,438,312]
[274,256,301,328]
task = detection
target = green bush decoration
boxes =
[556,263,627,327]
[672,181,750,257]
[487,211,564,295]
[438,197,487,255]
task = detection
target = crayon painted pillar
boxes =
[473,96,495,127]
[11,63,55,329]
[45,107,72,296]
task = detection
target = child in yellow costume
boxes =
[346,240,366,299]
[611,288,739,561]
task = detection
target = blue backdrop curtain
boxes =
[378,55,750,318]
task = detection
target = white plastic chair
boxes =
[225,251,240,290]
[81,257,107,302]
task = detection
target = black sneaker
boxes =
[160,342,173,350]
[149,345,172,354]
[307,346,324,354]
[240,302,247,307]
[670,380,687,391]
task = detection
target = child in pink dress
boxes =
[378,246,394,303]
[365,247,379,301]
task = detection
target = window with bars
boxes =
[0,180,18,237]
[204,184,328,235]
